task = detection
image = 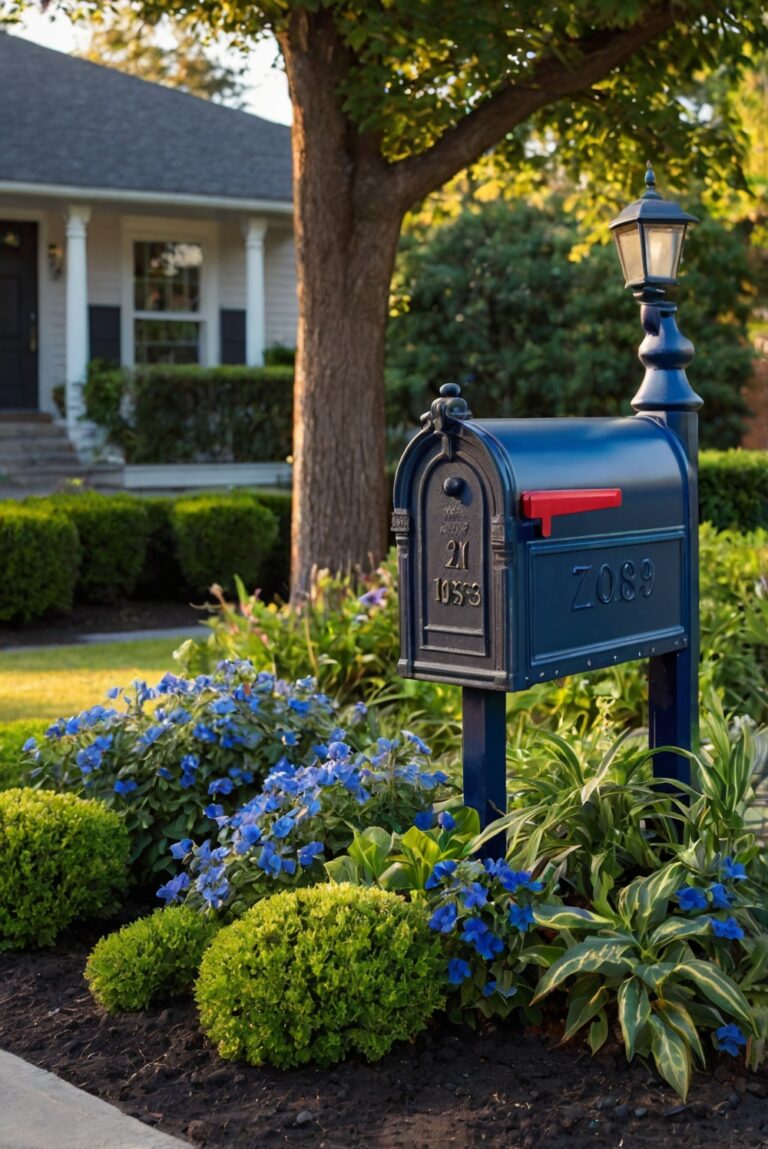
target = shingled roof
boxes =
[0,33,292,204]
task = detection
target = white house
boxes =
[0,32,296,460]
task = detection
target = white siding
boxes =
[265,229,297,349]
[87,212,121,305]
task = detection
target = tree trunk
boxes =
[281,12,403,599]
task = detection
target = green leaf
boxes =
[677,959,753,1029]
[534,905,614,932]
[323,856,361,885]
[654,999,705,1065]
[649,916,715,948]
[617,977,651,1061]
[588,1009,609,1054]
[649,1014,691,1100]
[532,938,634,1003]
[347,826,394,880]
[563,979,607,1041]
[634,962,677,993]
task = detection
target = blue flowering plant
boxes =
[422,855,549,1023]
[160,732,456,917]
[23,662,350,881]
[530,858,760,1100]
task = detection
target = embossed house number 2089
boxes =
[433,538,482,607]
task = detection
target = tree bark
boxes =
[281,11,402,598]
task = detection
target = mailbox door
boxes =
[396,432,510,689]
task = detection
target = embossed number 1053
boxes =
[572,558,655,611]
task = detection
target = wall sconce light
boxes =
[47,243,64,280]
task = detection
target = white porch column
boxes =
[65,205,91,447]
[243,217,267,367]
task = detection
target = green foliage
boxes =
[387,201,752,453]
[700,451,768,531]
[134,497,184,600]
[0,788,129,951]
[84,362,293,465]
[195,885,446,1068]
[29,491,150,604]
[85,906,220,1012]
[0,720,48,790]
[170,494,278,595]
[26,665,343,883]
[0,504,80,621]
[245,489,292,602]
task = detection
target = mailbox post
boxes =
[392,165,701,842]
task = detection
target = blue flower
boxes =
[359,587,386,607]
[446,958,472,985]
[482,981,517,999]
[65,717,81,736]
[204,803,225,819]
[675,886,708,912]
[170,838,194,860]
[298,841,325,867]
[425,860,458,889]
[180,753,200,772]
[460,883,488,910]
[272,815,295,839]
[210,697,236,716]
[106,686,120,699]
[352,702,368,722]
[709,882,734,910]
[413,811,435,831]
[722,857,748,882]
[429,903,458,934]
[403,730,431,756]
[156,872,190,905]
[709,916,745,940]
[509,904,535,932]
[288,698,311,715]
[461,919,504,960]
[22,737,37,752]
[438,811,456,830]
[327,741,351,761]
[208,777,234,796]
[138,724,165,748]
[715,1023,747,1057]
[193,723,217,743]
[113,778,138,796]
[156,767,173,780]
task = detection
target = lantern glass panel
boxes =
[643,224,685,282]
[614,224,644,286]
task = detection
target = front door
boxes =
[0,221,38,410]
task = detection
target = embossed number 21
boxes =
[444,538,469,570]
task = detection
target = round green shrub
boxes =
[31,491,150,603]
[195,884,446,1068]
[170,494,278,594]
[0,505,80,621]
[0,788,129,951]
[86,905,220,1012]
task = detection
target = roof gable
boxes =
[0,33,292,203]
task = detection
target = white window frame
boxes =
[121,215,219,368]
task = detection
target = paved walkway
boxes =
[0,1050,188,1149]
[0,626,202,653]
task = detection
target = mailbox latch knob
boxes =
[520,488,622,537]
[443,476,464,498]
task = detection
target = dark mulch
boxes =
[0,599,211,648]
[2,913,768,1149]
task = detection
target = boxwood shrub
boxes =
[246,488,292,601]
[0,788,129,951]
[699,450,768,531]
[195,885,446,1068]
[170,494,278,595]
[0,504,80,621]
[29,491,150,603]
[86,905,220,1012]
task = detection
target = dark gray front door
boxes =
[0,221,38,410]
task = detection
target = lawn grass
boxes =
[0,637,185,723]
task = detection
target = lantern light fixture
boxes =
[609,162,697,296]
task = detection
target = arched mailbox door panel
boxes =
[393,414,691,691]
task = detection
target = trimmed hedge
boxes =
[37,492,151,604]
[170,494,279,595]
[0,788,129,951]
[0,720,48,790]
[699,450,768,532]
[0,504,80,621]
[84,363,294,465]
[246,488,292,602]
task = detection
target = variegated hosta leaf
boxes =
[650,1014,691,1100]
[563,978,607,1041]
[677,959,753,1029]
[534,905,615,931]
[634,961,677,994]
[532,938,634,1003]
[654,998,705,1065]
[617,977,651,1061]
[588,1009,609,1054]
[649,916,715,948]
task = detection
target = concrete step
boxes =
[0,424,68,440]
[0,451,81,467]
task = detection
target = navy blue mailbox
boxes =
[392,164,702,840]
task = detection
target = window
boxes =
[133,241,203,365]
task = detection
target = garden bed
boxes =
[1,924,767,1149]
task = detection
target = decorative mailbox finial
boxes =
[423,380,472,433]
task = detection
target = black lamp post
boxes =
[610,163,702,791]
